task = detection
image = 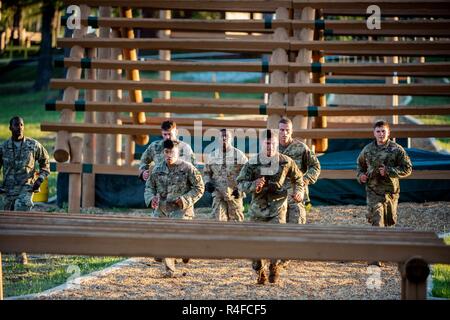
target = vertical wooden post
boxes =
[68,136,83,213]
[385,17,399,131]
[159,9,171,118]
[293,7,315,144]
[267,7,289,129]
[96,6,112,165]
[120,7,149,146]
[110,29,123,166]
[0,252,3,300]
[399,257,430,300]
[125,134,135,165]
[54,5,89,162]
[312,9,327,153]
[82,47,96,208]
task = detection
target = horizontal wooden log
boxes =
[40,122,450,138]
[49,79,450,96]
[1,212,449,263]
[323,8,450,17]
[293,0,450,10]
[46,101,450,117]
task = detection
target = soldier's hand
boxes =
[142,170,150,181]
[379,165,386,177]
[359,174,368,184]
[255,177,266,193]
[205,182,215,193]
[32,178,43,192]
[174,198,183,208]
[292,192,303,203]
[151,196,159,209]
[231,188,240,199]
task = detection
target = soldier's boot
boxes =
[279,260,290,269]
[16,252,28,265]
[154,257,163,263]
[163,268,176,278]
[368,261,384,267]
[269,264,280,284]
[256,269,267,285]
[182,258,190,264]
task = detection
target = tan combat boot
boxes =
[257,269,268,285]
[269,264,280,284]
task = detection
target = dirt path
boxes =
[29,202,448,300]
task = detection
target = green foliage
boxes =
[431,236,450,298]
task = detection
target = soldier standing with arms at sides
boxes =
[357,120,412,267]
[278,117,321,223]
[204,129,248,222]
[237,129,304,284]
[144,140,204,278]
[138,120,196,181]
[0,116,50,264]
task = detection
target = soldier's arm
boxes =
[389,147,413,178]
[356,149,368,183]
[144,173,157,208]
[138,145,154,171]
[203,162,212,185]
[179,166,204,209]
[289,160,305,196]
[302,148,321,185]
[36,143,50,180]
[237,162,258,194]
[187,144,197,166]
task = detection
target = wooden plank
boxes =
[40,122,450,138]
[0,214,449,263]
[320,170,450,180]
[322,8,450,17]
[63,0,291,11]
[120,116,267,128]
[293,0,450,10]
[57,38,290,52]
[50,79,288,94]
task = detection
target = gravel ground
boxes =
[30,201,449,300]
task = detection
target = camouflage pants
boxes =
[251,214,286,275]
[2,192,34,211]
[366,191,399,227]
[212,193,244,222]
[286,197,306,224]
[162,215,193,274]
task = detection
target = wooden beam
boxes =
[322,8,450,17]
[292,0,450,10]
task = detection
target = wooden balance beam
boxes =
[1,211,449,300]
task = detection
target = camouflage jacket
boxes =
[357,139,412,195]
[144,159,204,217]
[237,153,304,199]
[139,139,196,171]
[279,139,321,185]
[203,146,248,200]
[0,137,50,195]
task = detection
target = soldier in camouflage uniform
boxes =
[144,139,204,277]
[237,129,304,284]
[357,120,412,266]
[138,120,196,181]
[204,129,248,222]
[0,116,50,264]
[278,117,321,224]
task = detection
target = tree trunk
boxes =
[33,1,56,91]
[12,4,22,46]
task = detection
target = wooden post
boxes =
[267,8,289,129]
[312,9,327,153]
[68,136,83,213]
[399,257,430,300]
[386,17,399,131]
[82,47,96,208]
[120,7,149,146]
[54,5,89,162]
[96,6,112,165]
[293,6,315,143]
[159,10,171,118]
[110,29,123,166]
[125,133,135,165]
[0,252,3,300]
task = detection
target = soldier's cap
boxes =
[163,139,179,150]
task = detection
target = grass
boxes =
[431,236,450,299]
[2,254,124,298]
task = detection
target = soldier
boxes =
[237,129,304,284]
[357,120,412,266]
[204,129,248,222]
[138,120,196,181]
[144,139,204,278]
[278,117,321,223]
[0,116,50,264]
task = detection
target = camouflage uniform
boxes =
[357,139,412,227]
[279,139,321,224]
[139,139,196,172]
[144,159,204,275]
[203,146,248,222]
[237,153,304,281]
[0,137,50,211]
